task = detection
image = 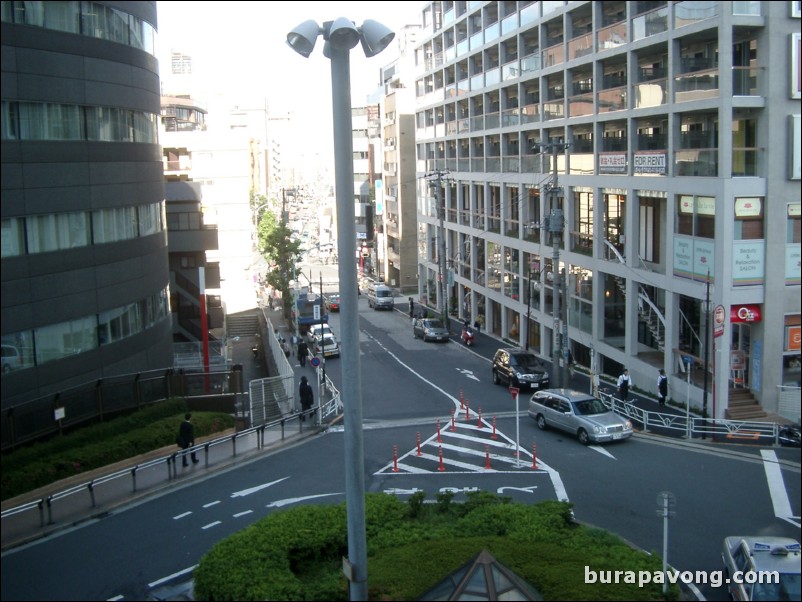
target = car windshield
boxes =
[377,290,391,297]
[572,399,609,416]
[425,320,444,329]
[752,573,800,601]
[510,353,539,369]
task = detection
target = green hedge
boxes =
[1,400,235,500]
[194,493,678,601]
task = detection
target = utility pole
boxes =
[319,272,326,386]
[525,259,539,351]
[536,140,569,389]
[702,270,711,438]
[427,169,450,330]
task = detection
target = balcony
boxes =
[597,86,627,113]
[568,32,593,60]
[675,1,718,28]
[732,66,762,96]
[732,148,759,177]
[542,43,564,68]
[597,20,627,51]
[632,5,668,41]
[675,149,718,176]
[569,92,594,117]
[543,101,565,121]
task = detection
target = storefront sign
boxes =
[599,153,627,174]
[732,240,765,286]
[734,197,762,217]
[714,304,725,338]
[633,152,666,175]
[731,350,746,371]
[730,304,762,323]
[786,325,801,351]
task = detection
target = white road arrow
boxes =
[230,477,289,498]
[384,487,423,495]
[266,492,342,508]
[497,486,538,494]
[456,368,480,381]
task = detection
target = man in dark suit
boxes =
[178,413,199,467]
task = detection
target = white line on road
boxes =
[202,500,221,508]
[147,564,197,588]
[230,476,289,498]
[172,511,192,520]
[233,510,253,518]
[588,445,616,459]
[201,521,222,530]
[266,492,342,508]
[760,449,799,527]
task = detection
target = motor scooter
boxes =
[461,326,475,347]
[778,424,801,447]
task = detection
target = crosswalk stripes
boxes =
[375,417,541,474]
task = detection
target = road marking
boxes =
[588,445,616,459]
[201,521,221,530]
[761,450,799,527]
[202,500,221,508]
[456,368,480,381]
[498,486,538,494]
[231,477,289,498]
[233,510,253,518]
[148,565,197,589]
[266,492,342,508]
[172,511,192,520]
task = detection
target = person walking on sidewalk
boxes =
[299,375,314,421]
[617,368,632,401]
[409,297,414,318]
[176,413,198,467]
[657,368,668,407]
[297,339,309,367]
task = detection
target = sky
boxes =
[156,1,426,141]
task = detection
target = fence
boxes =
[597,389,790,444]
[1,367,240,452]
[0,414,316,544]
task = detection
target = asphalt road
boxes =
[1,294,799,601]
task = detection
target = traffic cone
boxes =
[393,445,398,472]
[491,416,498,440]
[485,445,492,469]
[531,442,538,469]
[438,445,445,472]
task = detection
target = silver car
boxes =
[412,318,449,343]
[528,389,633,445]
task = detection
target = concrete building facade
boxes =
[1,1,173,407]
[411,1,801,420]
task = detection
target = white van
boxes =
[367,282,394,310]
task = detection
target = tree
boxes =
[255,196,302,321]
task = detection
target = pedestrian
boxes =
[297,339,309,367]
[176,412,198,467]
[657,368,668,407]
[299,375,314,421]
[473,319,481,333]
[409,297,414,318]
[617,368,632,401]
[282,339,291,357]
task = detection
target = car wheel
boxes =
[536,414,547,430]
[577,429,590,445]
[493,370,500,385]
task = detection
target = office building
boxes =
[1,1,172,407]
[412,1,801,420]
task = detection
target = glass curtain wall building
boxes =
[413,1,801,420]
[1,1,173,407]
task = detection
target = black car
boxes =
[492,348,550,390]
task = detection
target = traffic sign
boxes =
[509,386,520,398]
[310,357,320,367]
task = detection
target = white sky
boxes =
[156,1,426,135]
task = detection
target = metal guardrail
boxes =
[0,414,318,531]
[598,389,789,444]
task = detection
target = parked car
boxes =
[491,348,549,390]
[325,293,340,312]
[1,344,22,373]
[307,323,334,343]
[412,318,449,342]
[721,536,800,601]
[312,334,340,358]
[367,281,394,310]
[528,389,633,445]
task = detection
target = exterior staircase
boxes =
[725,388,768,421]
[226,311,260,338]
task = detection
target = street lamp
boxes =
[532,140,570,388]
[702,271,711,438]
[287,18,394,602]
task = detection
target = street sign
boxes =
[310,356,320,368]
[509,386,520,399]
[713,304,725,338]
[313,304,321,321]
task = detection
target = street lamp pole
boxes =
[702,271,711,438]
[535,140,569,388]
[287,19,394,601]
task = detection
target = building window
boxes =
[639,197,660,263]
[677,195,715,239]
[1,217,26,257]
[26,212,90,254]
[572,189,593,255]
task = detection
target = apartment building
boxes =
[1,1,173,407]
[412,1,801,420]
